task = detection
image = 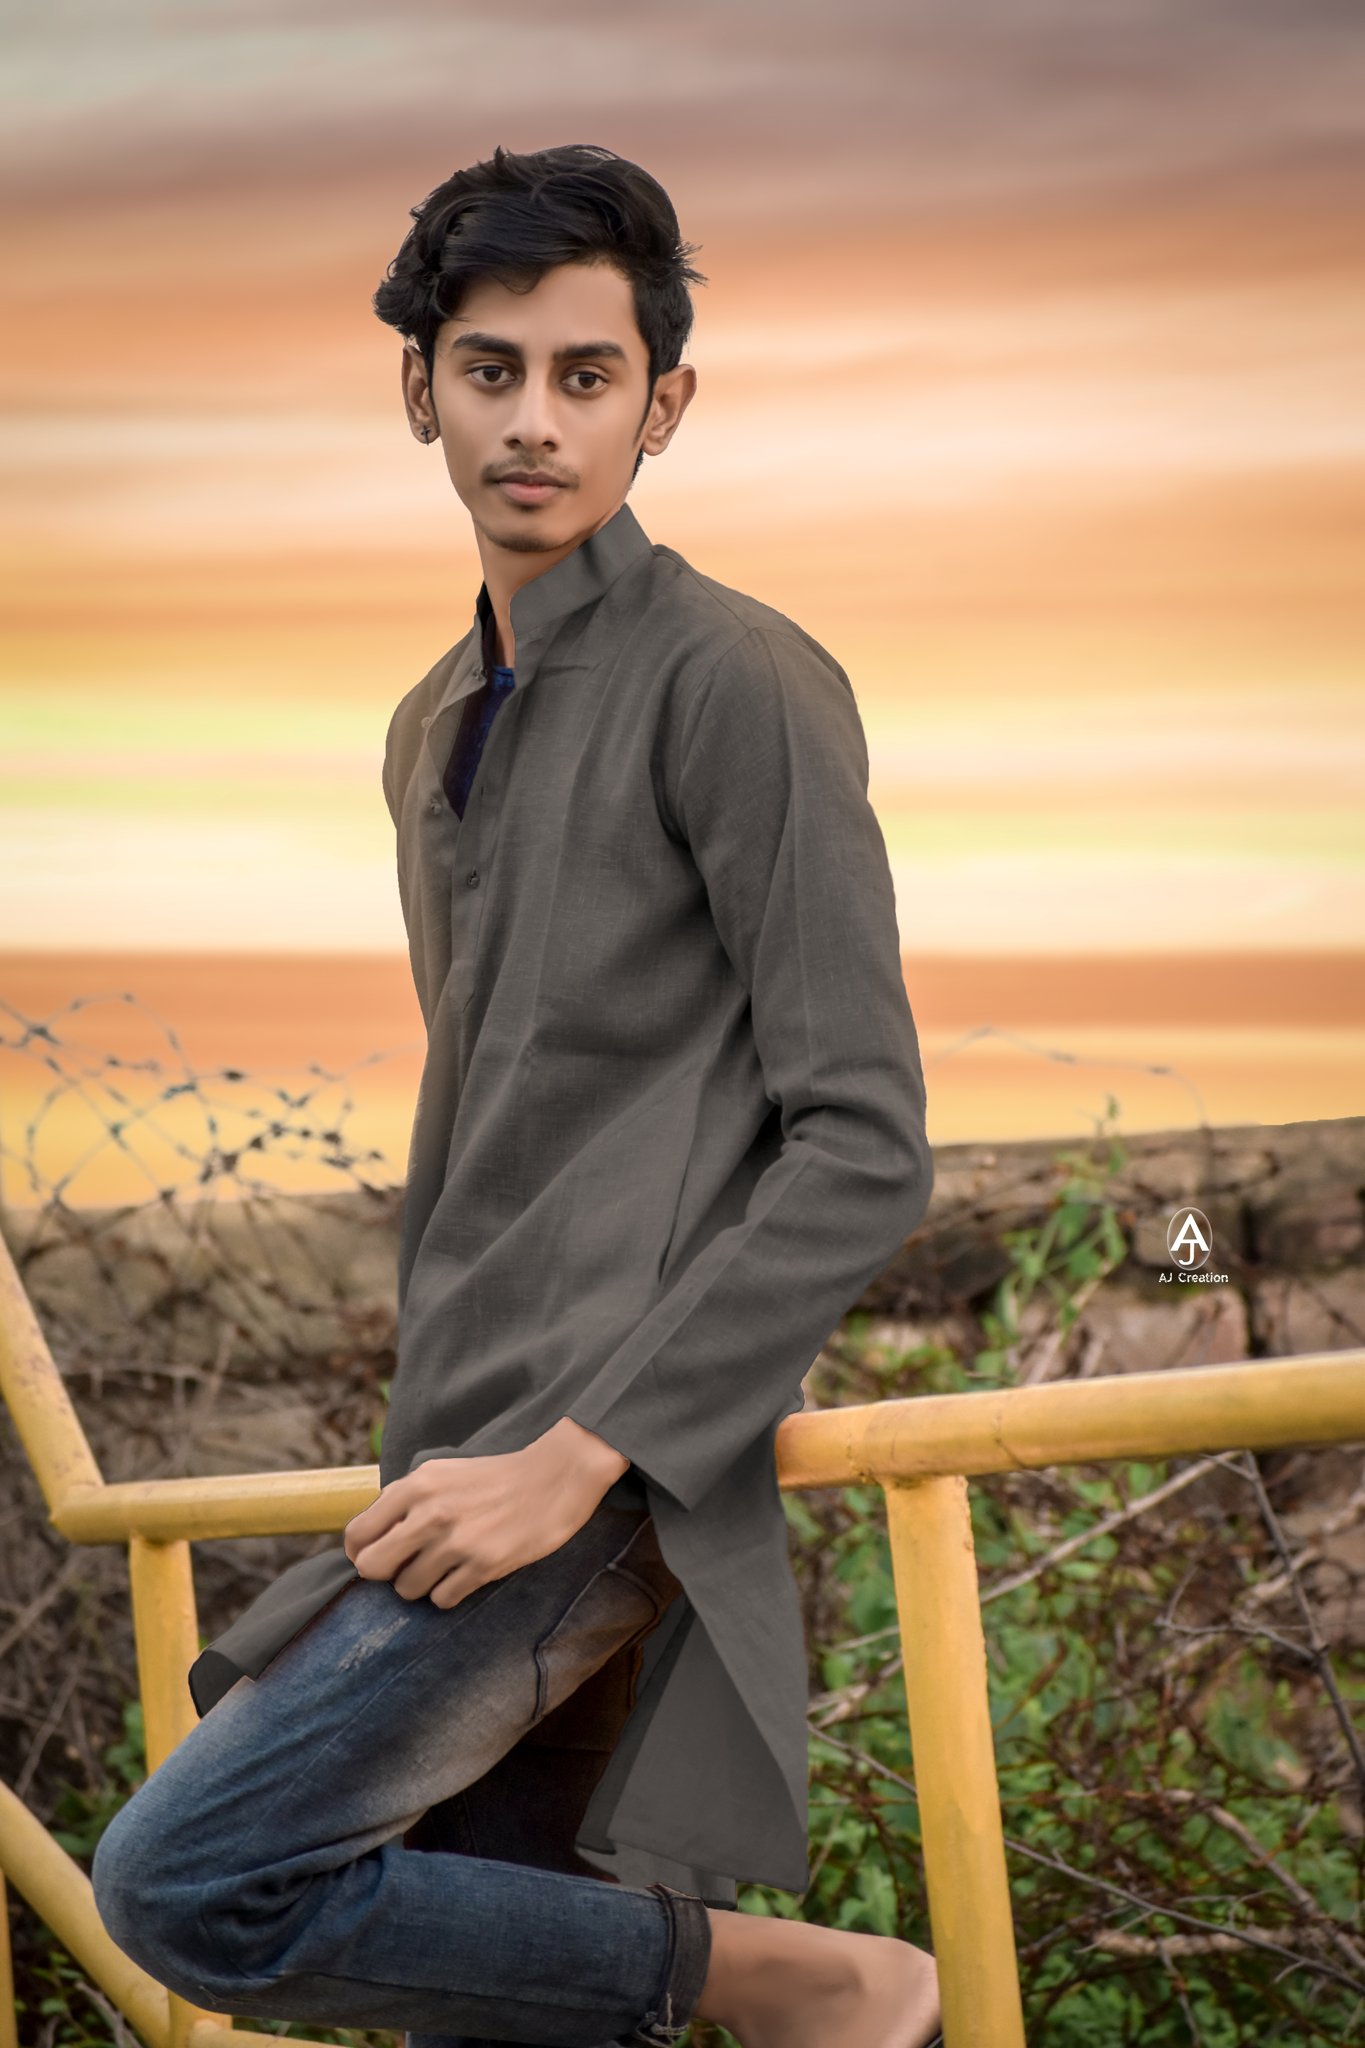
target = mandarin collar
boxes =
[480,497,654,684]
[423,493,658,770]
[431,498,655,725]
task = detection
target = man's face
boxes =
[407,256,694,558]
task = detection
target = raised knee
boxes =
[91,1787,319,2007]
[91,1795,231,1998]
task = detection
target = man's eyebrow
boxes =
[447,331,629,365]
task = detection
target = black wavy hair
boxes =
[373,144,706,480]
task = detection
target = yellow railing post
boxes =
[128,1536,230,2047]
[0,1777,174,2048]
[0,1231,103,1509]
[127,1537,203,1774]
[886,1474,1028,2048]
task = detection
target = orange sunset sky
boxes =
[2,4,1362,1207]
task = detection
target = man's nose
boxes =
[503,375,562,449]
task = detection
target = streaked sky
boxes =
[1,3,1362,1183]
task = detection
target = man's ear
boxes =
[401,341,435,438]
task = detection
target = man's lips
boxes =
[496,478,565,504]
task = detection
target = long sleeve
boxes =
[564,623,933,1513]
[381,700,403,828]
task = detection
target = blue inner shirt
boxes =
[443,662,516,819]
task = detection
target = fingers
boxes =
[371,1516,489,1603]
[355,1514,447,1592]
[342,1477,405,1563]
[428,1563,483,1610]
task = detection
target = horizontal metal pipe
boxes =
[48,1353,1365,1540]
[54,1464,380,1543]
[778,1350,1365,1491]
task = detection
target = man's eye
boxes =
[467,366,606,392]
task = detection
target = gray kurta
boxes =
[187,499,933,1906]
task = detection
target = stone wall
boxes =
[865,1112,1363,1380]
[4,1114,1360,1400]
[1,1115,1360,1762]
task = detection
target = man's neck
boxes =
[476,495,633,673]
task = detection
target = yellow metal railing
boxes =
[2,1221,1364,2048]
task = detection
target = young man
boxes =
[91,145,941,2048]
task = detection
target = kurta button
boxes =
[420,715,432,727]
[465,868,480,887]
[429,796,442,814]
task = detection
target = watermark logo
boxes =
[1162,1206,1229,1286]
[1168,1206,1212,1269]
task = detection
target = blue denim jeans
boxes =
[90,1493,713,2046]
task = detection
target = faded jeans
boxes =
[90,1488,714,2046]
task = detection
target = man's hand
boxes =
[342,1418,631,1611]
